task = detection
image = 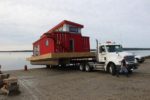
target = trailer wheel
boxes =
[79,64,85,71]
[85,64,91,72]
[109,63,116,75]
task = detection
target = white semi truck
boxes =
[79,41,138,75]
[28,41,138,75]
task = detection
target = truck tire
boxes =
[109,63,116,75]
[85,64,91,72]
[79,64,85,71]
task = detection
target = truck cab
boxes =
[81,41,138,75]
[95,41,138,75]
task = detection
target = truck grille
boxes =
[124,56,135,62]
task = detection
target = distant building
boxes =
[33,20,90,56]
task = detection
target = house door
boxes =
[69,39,74,52]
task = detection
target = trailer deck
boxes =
[27,52,95,65]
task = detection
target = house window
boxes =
[45,39,49,46]
[69,26,78,33]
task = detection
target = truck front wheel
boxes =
[109,63,116,75]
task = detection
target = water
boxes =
[0,50,150,71]
[0,52,44,71]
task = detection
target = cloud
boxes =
[0,0,150,50]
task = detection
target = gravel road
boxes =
[1,59,150,100]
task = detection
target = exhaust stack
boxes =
[96,39,99,62]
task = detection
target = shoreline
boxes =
[2,57,150,72]
[1,48,150,52]
[1,57,150,72]
[3,67,44,72]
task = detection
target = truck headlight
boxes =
[115,60,122,65]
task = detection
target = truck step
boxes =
[94,63,105,69]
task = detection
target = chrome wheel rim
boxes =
[80,65,83,71]
[109,66,113,74]
[85,65,90,71]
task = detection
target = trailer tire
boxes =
[79,64,85,71]
[85,64,91,72]
[109,63,116,75]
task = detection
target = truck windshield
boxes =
[106,45,123,52]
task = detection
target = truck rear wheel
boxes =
[85,64,91,72]
[79,64,85,71]
[109,63,116,75]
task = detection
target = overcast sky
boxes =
[0,0,150,50]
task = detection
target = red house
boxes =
[33,20,90,56]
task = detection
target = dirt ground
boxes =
[1,59,150,100]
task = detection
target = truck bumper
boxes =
[116,63,138,71]
[127,63,138,70]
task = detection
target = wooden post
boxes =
[24,65,28,71]
[0,65,2,74]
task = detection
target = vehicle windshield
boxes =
[106,45,123,52]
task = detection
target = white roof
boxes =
[100,42,120,46]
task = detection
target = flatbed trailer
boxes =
[27,52,96,66]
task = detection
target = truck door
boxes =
[99,46,107,62]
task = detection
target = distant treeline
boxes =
[0,48,150,52]
[123,48,150,50]
[90,48,150,52]
[0,50,33,52]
